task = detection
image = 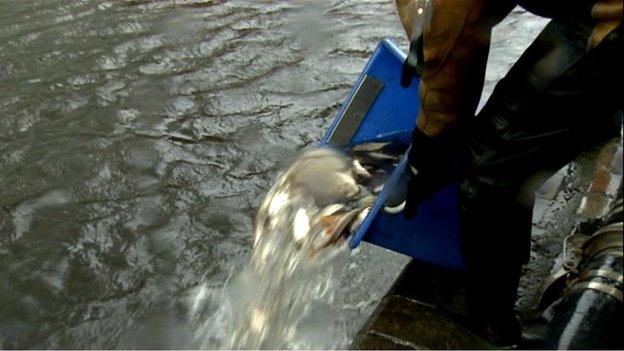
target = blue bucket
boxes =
[319,39,465,271]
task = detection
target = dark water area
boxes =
[0,0,408,348]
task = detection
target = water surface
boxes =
[0,1,408,348]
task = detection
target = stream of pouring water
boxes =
[188,147,392,349]
[190,236,348,349]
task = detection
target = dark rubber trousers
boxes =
[458,19,623,341]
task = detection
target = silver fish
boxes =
[253,141,408,263]
[254,148,374,258]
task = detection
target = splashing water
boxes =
[191,242,347,349]
[189,147,392,349]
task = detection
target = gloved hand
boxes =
[403,127,454,219]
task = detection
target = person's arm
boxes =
[394,0,515,218]
[397,0,515,138]
[588,0,622,50]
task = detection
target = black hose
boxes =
[545,250,623,349]
[543,208,623,349]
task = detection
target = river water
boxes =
[0,1,548,349]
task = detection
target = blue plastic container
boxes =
[319,39,465,271]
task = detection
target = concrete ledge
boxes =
[353,295,485,349]
[351,330,415,350]
[350,261,490,350]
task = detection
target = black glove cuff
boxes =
[407,128,450,174]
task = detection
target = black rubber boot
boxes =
[430,268,523,347]
[456,178,529,347]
